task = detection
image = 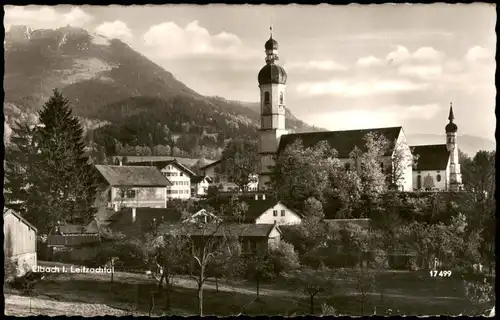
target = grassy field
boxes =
[4,261,474,316]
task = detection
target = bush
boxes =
[4,257,18,283]
[268,241,300,277]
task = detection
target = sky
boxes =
[4,4,497,140]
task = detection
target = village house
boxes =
[4,209,38,278]
[190,175,213,197]
[95,165,172,210]
[133,160,197,200]
[200,160,259,193]
[159,222,282,254]
[243,195,303,225]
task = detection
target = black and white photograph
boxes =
[3,3,496,317]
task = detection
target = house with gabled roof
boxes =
[95,165,172,210]
[158,222,282,254]
[133,159,197,200]
[242,195,304,225]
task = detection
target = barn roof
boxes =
[133,159,197,177]
[95,165,172,187]
[278,127,402,158]
[159,223,281,238]
[3,209,38,232]
[411,144,450,171]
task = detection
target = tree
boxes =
[243,250,274,299]
[149,229,190,311]
[5,90,98,234]
[167,220,241,316]
[270,140,334,210]
[4,123,38,215]
[285,267,339,315]
[355,133,388,197]
[388,140,415,190]
[303,197,324,220]
[267,241,300,278]
[220,139,259,191]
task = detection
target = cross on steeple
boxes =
[448,102,455,122]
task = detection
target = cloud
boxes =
[386,45,411,64]
[285,60,347,71]
[142,20,256,60]
[412,47,445,61]
[95,21,133,41]
[385,45,445,65]
[398,65,443,80]
[306,103,441,131]
[465,46,492,62]
[4,6,93,30]
[295,79,428,97]
[356,55,383,67]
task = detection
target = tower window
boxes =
[280,92,284,104]
[264,92,270,104]
[436,174,442,182]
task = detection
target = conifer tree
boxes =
[5,90,98,233]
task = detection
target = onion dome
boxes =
[445,103,458,133]
[265,37,278,51]
[258,64,287,85]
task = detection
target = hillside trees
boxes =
[4,90,98,234]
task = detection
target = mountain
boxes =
[406,133,495,157]
[4,25,318,160]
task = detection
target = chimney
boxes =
[262,194,266,200]
[254,194,258,200]
[132,207,137,223]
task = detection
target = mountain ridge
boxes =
[4,25,317,159]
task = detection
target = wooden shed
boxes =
[4,209,38,278]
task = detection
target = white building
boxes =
[411,106,463,191]
[256,30,461,193]
[4,209,38,279]
[134,159,197,200]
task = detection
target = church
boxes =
[256,31,462,192]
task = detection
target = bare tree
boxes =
[175,220,241,316]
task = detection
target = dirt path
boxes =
[4,294,132,316]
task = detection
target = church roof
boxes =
[278,127,403,158]
[258,64,287,85]
[411,144,450,171]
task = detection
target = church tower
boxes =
[257,28,288,191]
[445,103,462,191]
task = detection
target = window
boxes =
[264,91,270,104]
[280,92,284,104]
[273,210,278,216]
[436,174,442,182]
[281,210,285,216]
[126,189,136,198]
